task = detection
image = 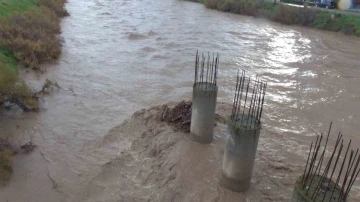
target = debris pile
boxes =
[160,101,192,132]
[20,142,36,153]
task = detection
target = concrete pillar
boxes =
[291,177,313,202]
[220,114,261,192]
[291,175,345,202]
[190,82,218,144]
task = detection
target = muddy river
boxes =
[1,0,360,201]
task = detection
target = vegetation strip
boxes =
[0,0,68,111]
[0,0,67,182]
[187,0,360,37]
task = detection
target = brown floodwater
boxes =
[1,0,360,201]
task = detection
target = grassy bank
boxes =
[0,0,68,70]
[0,0,68,112]
[188,0,360,36]
[0,0,36,17]
[0,0,36,72]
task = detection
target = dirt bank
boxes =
[78,101,359,202]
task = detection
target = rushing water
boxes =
[1,0,360,201]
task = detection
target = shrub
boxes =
[218,0,234,12]
[312,10,332,29]
[311,12,360,35]
[204,0,224,9]
[272,4,318,25]
[0,150,14,181]
[0,7,62,68]
[0,61,38,109]
[273,4,297,24]
[204,0,279,17]
[0,0,68,69]
[228,1,247,14]
[10,7,61,34]
[37,0,69,17]
[210,0,262,15]
[187,0,360,36]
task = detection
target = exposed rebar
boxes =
[194,51,219,91]
[230,70,267,129]
[299,123,360,202]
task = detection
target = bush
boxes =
[273,4,319,25]
[204,0,224,9]
[0,0,68,69]
[206,0,268,16]
[37,0,69,17]
[0,7,62,68]
[0,61,38,109]
[310,12,360,35]
[187,0,360,36]
[0,150,14,182]
[273,4,300,24]
[9,7,61,34]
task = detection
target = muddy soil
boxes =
[76,101,358,202]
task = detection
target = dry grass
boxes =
[0,0,67,111]
[0,61,39,109]
[37,0,69,17]
[204,0,223,9]
[0,150,14,182]
[0,0,68,69]
[0,7,62,68]
[0,138,16,183]
[205,0,274,17]
[272,4,317,25]
[0,0,66,183]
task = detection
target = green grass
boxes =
[0,0,68,72]
[0,0,37,17]
[0,0,37,72]
[0,0,67,111]
[0,0,68,182]
[0,48,17,74]
[311,11,360,35]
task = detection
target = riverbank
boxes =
[1,0,360,200]
[0,0,68,110]
[0,0,67,182]
[187,0,360,36]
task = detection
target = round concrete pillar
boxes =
[292,175,346,202]
[291,177,313,202]
[220,114,261,192]
[190,82,218,144]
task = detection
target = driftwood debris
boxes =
[2,79,61,112]
[160,101,192,132]
[20,142,36,153]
